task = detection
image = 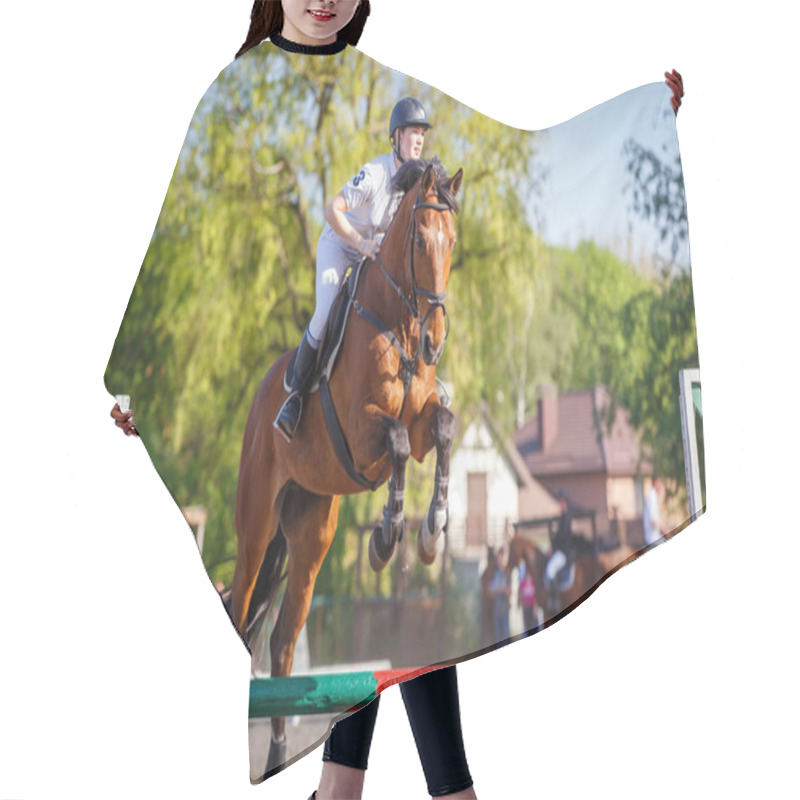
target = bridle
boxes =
[319,178,457,491]
[370,182,452,341]
[350,181,454,414]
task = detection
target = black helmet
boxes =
[389,97,432,143]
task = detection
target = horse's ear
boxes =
[447,168,464,197]
[421,163,436,195]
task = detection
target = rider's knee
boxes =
[321,267,341,288]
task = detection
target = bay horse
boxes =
[230,158,463,774]
[507,530,641,634]
[507,532,606,629]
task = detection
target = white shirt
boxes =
[643,485,661,545]
[318,152,402,247]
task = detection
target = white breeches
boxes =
[545,550,568,584]
[308,236,362,344]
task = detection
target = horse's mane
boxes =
[392,157,461,214]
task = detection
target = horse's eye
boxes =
[416,233,425,250]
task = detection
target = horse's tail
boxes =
[244,525,288,643]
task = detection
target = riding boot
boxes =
[274,331,318,442]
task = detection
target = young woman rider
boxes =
[274,94,432,441]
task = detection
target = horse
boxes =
[506,531,606,629]
[230,158,463,774]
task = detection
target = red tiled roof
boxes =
[512,387,646,478]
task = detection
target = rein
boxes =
[317,180,455,492]
[352,186,452,417]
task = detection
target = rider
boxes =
[545,491,577,599]
[274,97,433,441]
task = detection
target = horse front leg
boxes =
[410,399,455,565]
[368,416,410,572]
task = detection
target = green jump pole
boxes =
[249,666,439,718]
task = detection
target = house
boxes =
[448,403,560,559]
[513,384,650,546]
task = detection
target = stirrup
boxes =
[274,392,303,442]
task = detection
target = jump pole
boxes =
[249,666,439,719]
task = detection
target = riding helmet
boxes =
[389,97,433,143]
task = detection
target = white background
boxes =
[2,1,797,798]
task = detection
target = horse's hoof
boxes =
[265,733,287,775]
[369,524,395,572]
[417,506,446,566]
[417,520,436,565]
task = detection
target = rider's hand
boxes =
[665,69,683,116]
[358,237,381,260]
[110,403,139,436]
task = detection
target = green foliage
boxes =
[105,47,541,583]
[548,241,650,388]
[600,269,700,491]
[623,136,688,264]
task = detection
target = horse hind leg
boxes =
[231,474,287,643]
[369,418,410,572]
[244,526,288,643]
[264,489,340,776]
[418,404,455,565]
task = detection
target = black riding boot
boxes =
[273,331,318,442]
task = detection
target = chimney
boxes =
[538,384,558,452]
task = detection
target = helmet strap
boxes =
[392,129,405,164]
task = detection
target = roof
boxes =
[454,402,547,490]
[480,401,539,489]
[512,386,646,478]
[455,403,535,488]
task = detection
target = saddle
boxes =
[281,258,382,490]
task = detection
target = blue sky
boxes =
[530,81,690,270]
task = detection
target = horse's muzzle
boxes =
[422,331,444,366]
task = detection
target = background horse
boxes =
[230,158,463,773]
[507,532,606,629]
[507,531,641,634]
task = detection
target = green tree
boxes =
[105,47,545,585]
[602,270,701,493]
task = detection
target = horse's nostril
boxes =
[422,332,442,366]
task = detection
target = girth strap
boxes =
[319,376,380,491]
